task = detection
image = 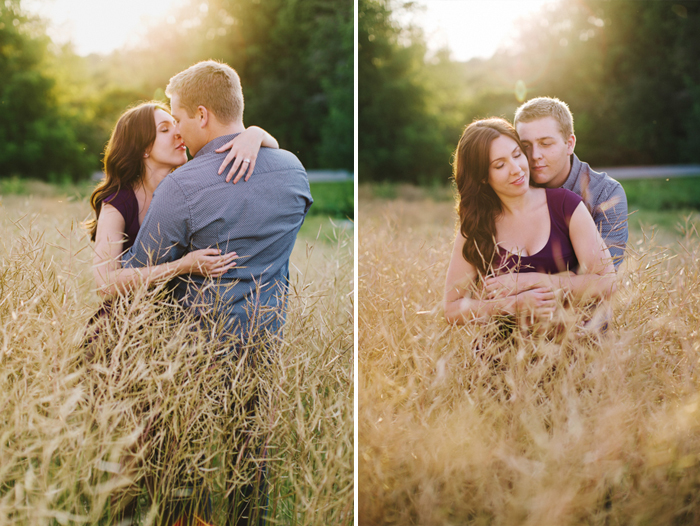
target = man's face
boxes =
[170,93,204,157]
[516,116,575,188]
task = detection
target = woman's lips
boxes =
[512,174,526,185]
[176,144,186,151]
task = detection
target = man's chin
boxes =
[531,172,553,187]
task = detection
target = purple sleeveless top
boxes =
[86,186,141,335]
[497,187,582,275]
[104,186,140,255]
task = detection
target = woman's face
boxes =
[487,134,530,199]
[145,108,188,170]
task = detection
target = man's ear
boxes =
[566,134,576,156]
[197,105,209,128]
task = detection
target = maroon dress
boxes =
[496,187,582,275]
[86,187,141,329]
[104,186,141,254]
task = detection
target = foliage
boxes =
[358,0,451,184]
[510,0,700,166]
[360,195,700,524]
[621,177,700,212]
[82,0,354,173]
[308,181,354,218]
[2,0,353,181]
[360,0,700,183]
[0,1,95,181]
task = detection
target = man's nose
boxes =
[530,145,542,159]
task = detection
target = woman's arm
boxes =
[215,126,279,184]
[483,203,617,303]
[93,204,238,298]
[444,233,556,324]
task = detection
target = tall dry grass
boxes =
[0,194,352,525]
[359,195,700,525]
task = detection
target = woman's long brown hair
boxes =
[85,101,170,242]
[453,118,526,276]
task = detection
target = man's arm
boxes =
[594,181,628,270]
[123,178,191,269]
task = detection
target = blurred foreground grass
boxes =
[359,189,700,525]
[0,193,353,525]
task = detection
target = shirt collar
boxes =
[562,153,582,191]
[193,133,243,159]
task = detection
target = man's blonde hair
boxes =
[514,96,574,140]
[165,60,244,124]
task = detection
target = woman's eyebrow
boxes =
[155,120,173,127]
[490,147,520,165]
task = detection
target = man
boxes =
[124,60,313,525]
[126,60,312,339]
[514,96,628,269]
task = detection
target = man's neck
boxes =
[204,121,246,145]
[548,155,573,188]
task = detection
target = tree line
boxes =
[359,0,700,184]
[0,0,353,182]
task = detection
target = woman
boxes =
[444,118,616,326]
[85,101,278,298]
[83,101,278,525]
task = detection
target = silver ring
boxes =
[242,158,251,163]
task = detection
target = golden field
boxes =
[359,187,700,525]
[0,189,353,525]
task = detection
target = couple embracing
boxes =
[85,60,313,524]
[445,97,628,330]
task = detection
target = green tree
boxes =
[90,0,354,172]
[358,0,449,183]
[0,1,94,181]
[508,0,700,166]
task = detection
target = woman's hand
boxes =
[180,248,238,277]
[215,126,278,184]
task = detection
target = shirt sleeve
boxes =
[122,178,191,269]
[593,180,628,269]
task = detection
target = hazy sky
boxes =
[24,0,555,60]
[25,0,188,55]
[407,0,556,61]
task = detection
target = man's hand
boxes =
[514,286,557,322]
[484,273,539,299]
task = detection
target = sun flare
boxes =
[410,0,556,61]
[25,0,189,55]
